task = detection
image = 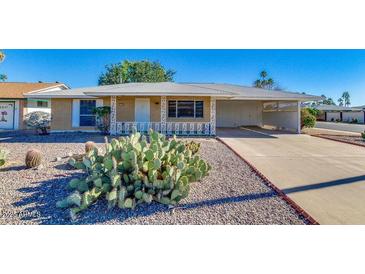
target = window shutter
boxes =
[72,99,80,128]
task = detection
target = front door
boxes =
[0,101,15,129]
[135,98,150,123]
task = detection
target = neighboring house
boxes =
[0,82,69,130]
[354,105,365,110]
[25,82,320,135]
[315,105,364,124]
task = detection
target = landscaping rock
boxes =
[0,132,307,225]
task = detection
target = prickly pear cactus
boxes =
[68,153,86,170]
[185,141,201,155]
[85,141,96,153]
[0,148,8,167]
[25,149,42,168]
[68,141,96,168]
[57,129,211,219]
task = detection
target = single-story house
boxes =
[354,105,365,111]
[25,82,320,135]
[0,82,69,130]
[314,105,364,124]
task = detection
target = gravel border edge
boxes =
[310,134,365,148]
[216,137,319,225]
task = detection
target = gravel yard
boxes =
[316,134,365,147]
[0,132,307,225]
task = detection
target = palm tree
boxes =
[267,78,274,89]
[0,51,5,63]
[253,70,278,90]
[253,79,262,88]
[260,70,267,79]
[0,51,6,82]
[0,74,7,82]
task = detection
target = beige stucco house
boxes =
[25,82,320,135]
[0,82,68,130]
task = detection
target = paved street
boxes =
[316,121,365,133]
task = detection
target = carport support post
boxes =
[110,96,117,135]
[297,101,301,134]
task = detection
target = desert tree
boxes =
[98,60,175,85]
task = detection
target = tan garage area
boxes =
[218,128,365,224]
[216,100,300,133]
[216,100,263,127]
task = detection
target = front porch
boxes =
[109,96,217,136]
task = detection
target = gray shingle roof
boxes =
[25,82,320,101]
[84,82,234,96]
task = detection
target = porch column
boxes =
[297,101,301,134]
[161,96,166,133]
[110,96,117,135]
[210,97,216,135]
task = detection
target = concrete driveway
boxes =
[217,127,365,224]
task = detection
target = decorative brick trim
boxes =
[160,96,167,133]
[110,96,117,135]
[311,134,365,148]
[210,97,216,135]
[216,137,319,225]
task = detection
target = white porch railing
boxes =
[116,122,214,136]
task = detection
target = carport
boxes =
[216,99,301,133]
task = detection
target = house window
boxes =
[168,100,204,118]
[80,100,96,126]
[177,101,194,117]
[36,101,48,108]
[195,101,204,118]
[168,100,176,117]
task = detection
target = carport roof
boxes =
[25,82,321,101]
[190,83,321,101]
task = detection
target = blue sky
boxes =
[1,49,365,105]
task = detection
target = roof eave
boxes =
[228,96,322,101]
[83,92,231,97]
[24,94,97,99]
[25,83,69,94]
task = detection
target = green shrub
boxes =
[0,148,8,167]
[25,111,51,135]
[59,129,211,219]
[301,108,316,128]
[93,106,111,134]
[307,107,320,117]
[362,131,365,140]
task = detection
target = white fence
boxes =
[116,122,213,136]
